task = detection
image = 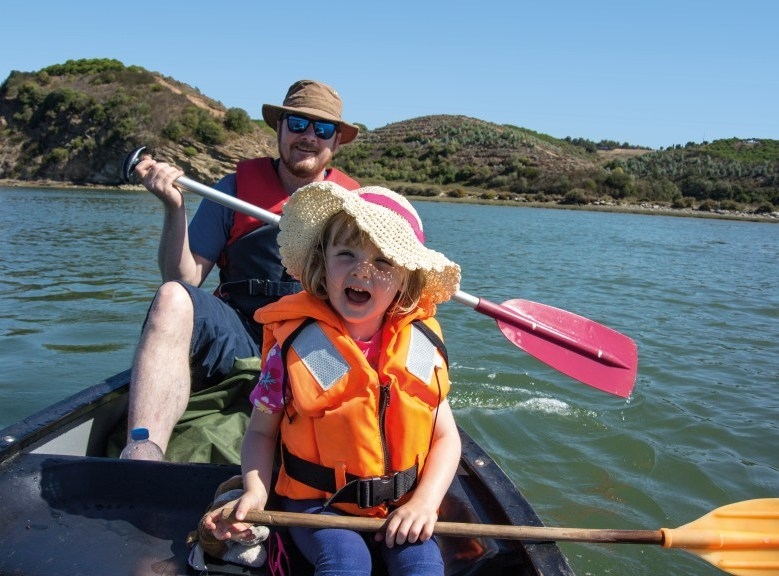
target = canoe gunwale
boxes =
[0,369,130,460]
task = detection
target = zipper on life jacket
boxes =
[378,384,391,475]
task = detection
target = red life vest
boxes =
[227,157,360,247]
[216,158,359,320]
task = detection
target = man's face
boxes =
[277,114,341,180]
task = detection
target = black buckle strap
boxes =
[282,444,418,508]
[217,279,301,298]
[356,472,418,508]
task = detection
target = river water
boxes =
[1,186,777,575]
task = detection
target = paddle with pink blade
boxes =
[123,147,638,397]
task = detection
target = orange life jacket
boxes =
[255,292,450,517]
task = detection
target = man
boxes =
[126,80,360,460]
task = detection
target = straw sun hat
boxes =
[278,182,461,305]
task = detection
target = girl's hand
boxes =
[203,491,264,543]
[376,501,439,548]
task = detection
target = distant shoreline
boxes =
[2,179,777,224]
[408,194,779,223]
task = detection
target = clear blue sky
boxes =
[2,0,776,150]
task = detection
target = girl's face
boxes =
[324,235,406,341]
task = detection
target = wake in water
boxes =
[448,361,598,419]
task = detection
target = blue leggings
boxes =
[283,499,444,576]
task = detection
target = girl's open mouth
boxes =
[345,287,371,303]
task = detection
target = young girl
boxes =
[205,182,462,576]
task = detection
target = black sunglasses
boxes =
[285,114,338,140]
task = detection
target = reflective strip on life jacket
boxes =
[291,322,350,392]
[407,323,441,383]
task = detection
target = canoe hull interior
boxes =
[0,371,576,576]
[1,454,219,575]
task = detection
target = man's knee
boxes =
[149,281,195,322]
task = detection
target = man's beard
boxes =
[279,147,329,179]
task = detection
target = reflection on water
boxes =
[2,187,778,576]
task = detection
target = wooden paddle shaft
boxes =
[224,509,663,545]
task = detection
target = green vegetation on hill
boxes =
[0,59,777,215]
[333,115,594,196]
[607,140,779,211]
[0,58,275,184]
[332,117,778,213]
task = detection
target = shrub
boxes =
[224,107,253,134]
[560,189,591,205]
[43,58,125,76]
[16,82,44,107]
[719,200,741,211]
[163,121,185,141]
[698,199,717,212]
[41,88,91,116]
[604,168,634,198]
[45,147,69,164]
[196,119,226,145]
[671,196,694,209]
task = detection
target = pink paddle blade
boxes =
[476,298,637,397]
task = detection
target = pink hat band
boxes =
[359,192,425,243]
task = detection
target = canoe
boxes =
[0,369,576,576]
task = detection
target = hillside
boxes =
[334,115,596,191]
[0,59,276,185]
[1,59,777,217]
[333,117,778,214]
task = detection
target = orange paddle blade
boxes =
[661,499,779,576]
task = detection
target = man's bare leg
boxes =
[126,282,194,457]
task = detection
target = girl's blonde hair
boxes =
[299,211,426,316]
